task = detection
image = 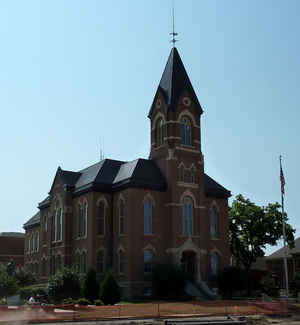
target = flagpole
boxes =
[280,155,289,300]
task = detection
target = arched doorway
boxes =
[181,250,196,279]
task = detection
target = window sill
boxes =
[177,181,198,189]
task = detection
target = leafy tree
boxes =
[0,271,18,299]
[14,269,36,287]
[48,267,81,303]
[229,194,295,295]
[83,268,99,303]
[99,271,121,305]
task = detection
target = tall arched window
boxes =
[96,250,104,274]
[144,199,152,234]
[119,200,125,235]
[77,204,82,238]
[182,197,193,236]
[180,117,192,145]
[97,202,105,235]
[44,214,48,232]
[156,118,164,146]
[211,251,219,275]
[56,207,62,241]
[35,232,39,252]
[83,202,88,237]
[144,249,153,273]
[119,250,125,273]
[190,167,195,183]
[210,207,218,239]
[179,166,185,182]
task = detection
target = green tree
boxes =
[229,194,295,295]
[83,268,99,303]
[0,271,18,299]
[99,271,121,305]
[48,267,81,303]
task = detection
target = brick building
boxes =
[0,232,25,271]
[23,47,231,298]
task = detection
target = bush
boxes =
[62,297,75,304]
[0,271,18,298]
[48,267,81,303]
[83,268,99,303]
[94,299,104,306]
[18,286,48,300]
[14,270,36,287]
[77,297,90,305]
[100,271,121,305]
[0,298,7,305]
[152,263,189,299]
[217,266,247,298]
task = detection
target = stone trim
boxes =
[175,146,200,154]
[177,181,199,189]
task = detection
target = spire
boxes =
[148,47,203,118]
[170,4,178,47]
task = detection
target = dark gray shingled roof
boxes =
[0,232,25,238]
[23,211,40,230]
[148,47,203,118]
[204,174,231,198]
[267,237,300,259]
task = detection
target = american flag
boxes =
[280,163,286,196]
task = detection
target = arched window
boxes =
[35,232,39,252]
[51,214,55,242]
[180,117,192,145]
[119,250,125,273]
[182,197,193,236]
[83,202,88,237]
[210,207,218,239]
[56,207,62,241]
[77,204,82,238]
[144,199,152,234]
[31,234,35,252]
[179,166,185,182]
[211,251,219,275]
[156,118,164,146]
[190,167,195,183]
[44,214,48,232]
[96,250,104,274]
[144,249,153,273]
[119,200,125,235]
[97,202,105,235]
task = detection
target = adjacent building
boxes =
[24,47,231,298]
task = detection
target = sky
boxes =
[0,1,299,255]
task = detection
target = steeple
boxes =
[148,47,203,119]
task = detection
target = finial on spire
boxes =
[170,1,178,47]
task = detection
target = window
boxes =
[144,249,153,273]
[156,118,164,146]
[210,207,218,239]
[96,251,104,274]
[51,215,55,242]
[179,166,185,182]
[97,202,105,235]
[182,197,193,236]
[35,232,39,252]
[211,252,219,275]
[180,117,192,145]
[119,250,125,273]
[144,199,152,234]
[190,167,195,183]
[56,208,62,241]
[83,202,88,237]
[44,215,48,232]
[31,234,35,252]
[119,200,125,235]
[77,204,82,237]
[81,251,87,273]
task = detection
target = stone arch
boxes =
[178,162,187,169]
[152,111,166,130]
[177,109,197,127]
[180,189,197,207]
[142,192,156,207]
[96,196,109,208]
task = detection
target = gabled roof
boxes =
[267,237,300,259]
[204,174,231,198]
[148,47,203,118]
[23,211,40,230]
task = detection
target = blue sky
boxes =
[0,1,299,255]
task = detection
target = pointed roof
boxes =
[148,47,203,118]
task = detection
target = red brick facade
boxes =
[0,233,24,271]
[24,47,231,298]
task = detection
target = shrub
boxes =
[83,268,99,303]
[0,271,18,298]
[0,298,7,305]
[152,263,189,299]
[18,286,48,300]
[48,267,81,303]
[94,299,104,306]
[218,266,247,298]
[14,270,36,287]
[62,297,75,304]
[77,297,90,305]
[100,271,121,305]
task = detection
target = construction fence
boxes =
[0,300,297,323]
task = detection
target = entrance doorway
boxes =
[181,250,196,279]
